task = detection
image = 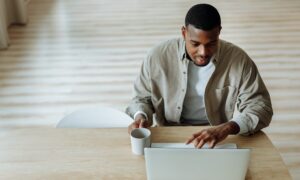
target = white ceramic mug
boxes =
[130,128,151,155]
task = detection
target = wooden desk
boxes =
[0,127,291,180]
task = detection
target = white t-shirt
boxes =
[181,59,215,125]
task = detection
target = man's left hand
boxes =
[185,121,240,148]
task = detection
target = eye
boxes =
[191,43,199,47]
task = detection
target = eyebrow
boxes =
[190,39,218,45]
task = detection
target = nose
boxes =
[197,45,207,58]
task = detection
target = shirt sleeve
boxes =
[125,51,155,125]
[234,56,273,135]
[133,111,148,121]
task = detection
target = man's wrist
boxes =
[133,111,148,121]
[223,121,240,135]
[134,113,147,121]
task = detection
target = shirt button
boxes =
[183,72,186,74]
[177,106,181,110]
[182,89,185,92]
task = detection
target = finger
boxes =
[185,132,202,144]
[128,126,134,134]
[128,127,133,134]
[193,138,200,147]
[192,133,206,146]
[195,134,210,149]
[128,122,139,134]
[185,136,195,144]
[133,122,140,129]
[139,119,145,128]
[134,121,139,127]
[208,139,217,149]
[196,139,205,149]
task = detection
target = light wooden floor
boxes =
[0,0,300,179]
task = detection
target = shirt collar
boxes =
[180,38,221,64]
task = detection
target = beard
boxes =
[192,56,211,67]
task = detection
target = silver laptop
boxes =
[144,148,250,180]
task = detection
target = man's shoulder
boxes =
[220,39,245,54]
[144,38,183,69]
[219,39,251,61]
[149,37,182,55]
[219,39,255,69]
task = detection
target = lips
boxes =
[196,57,208,63]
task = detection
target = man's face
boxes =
[182,25,221,66]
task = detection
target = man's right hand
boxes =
[128,114,150,134]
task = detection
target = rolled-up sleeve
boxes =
[233,57,273,135]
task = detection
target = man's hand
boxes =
[127,114,150,134]
[185,121,240,148]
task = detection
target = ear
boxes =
[181,26,187,40]
[218,26,222,35]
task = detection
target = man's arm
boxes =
[126,53,155,132]
[186,55,273,148]
[232,58,273,135]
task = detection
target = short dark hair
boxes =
[185,4,221,30]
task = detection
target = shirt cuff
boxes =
[230,116,249,135]
[133,111,148,121]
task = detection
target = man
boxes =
[126,4,273,148]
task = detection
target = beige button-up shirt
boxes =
[126,38,273,135]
